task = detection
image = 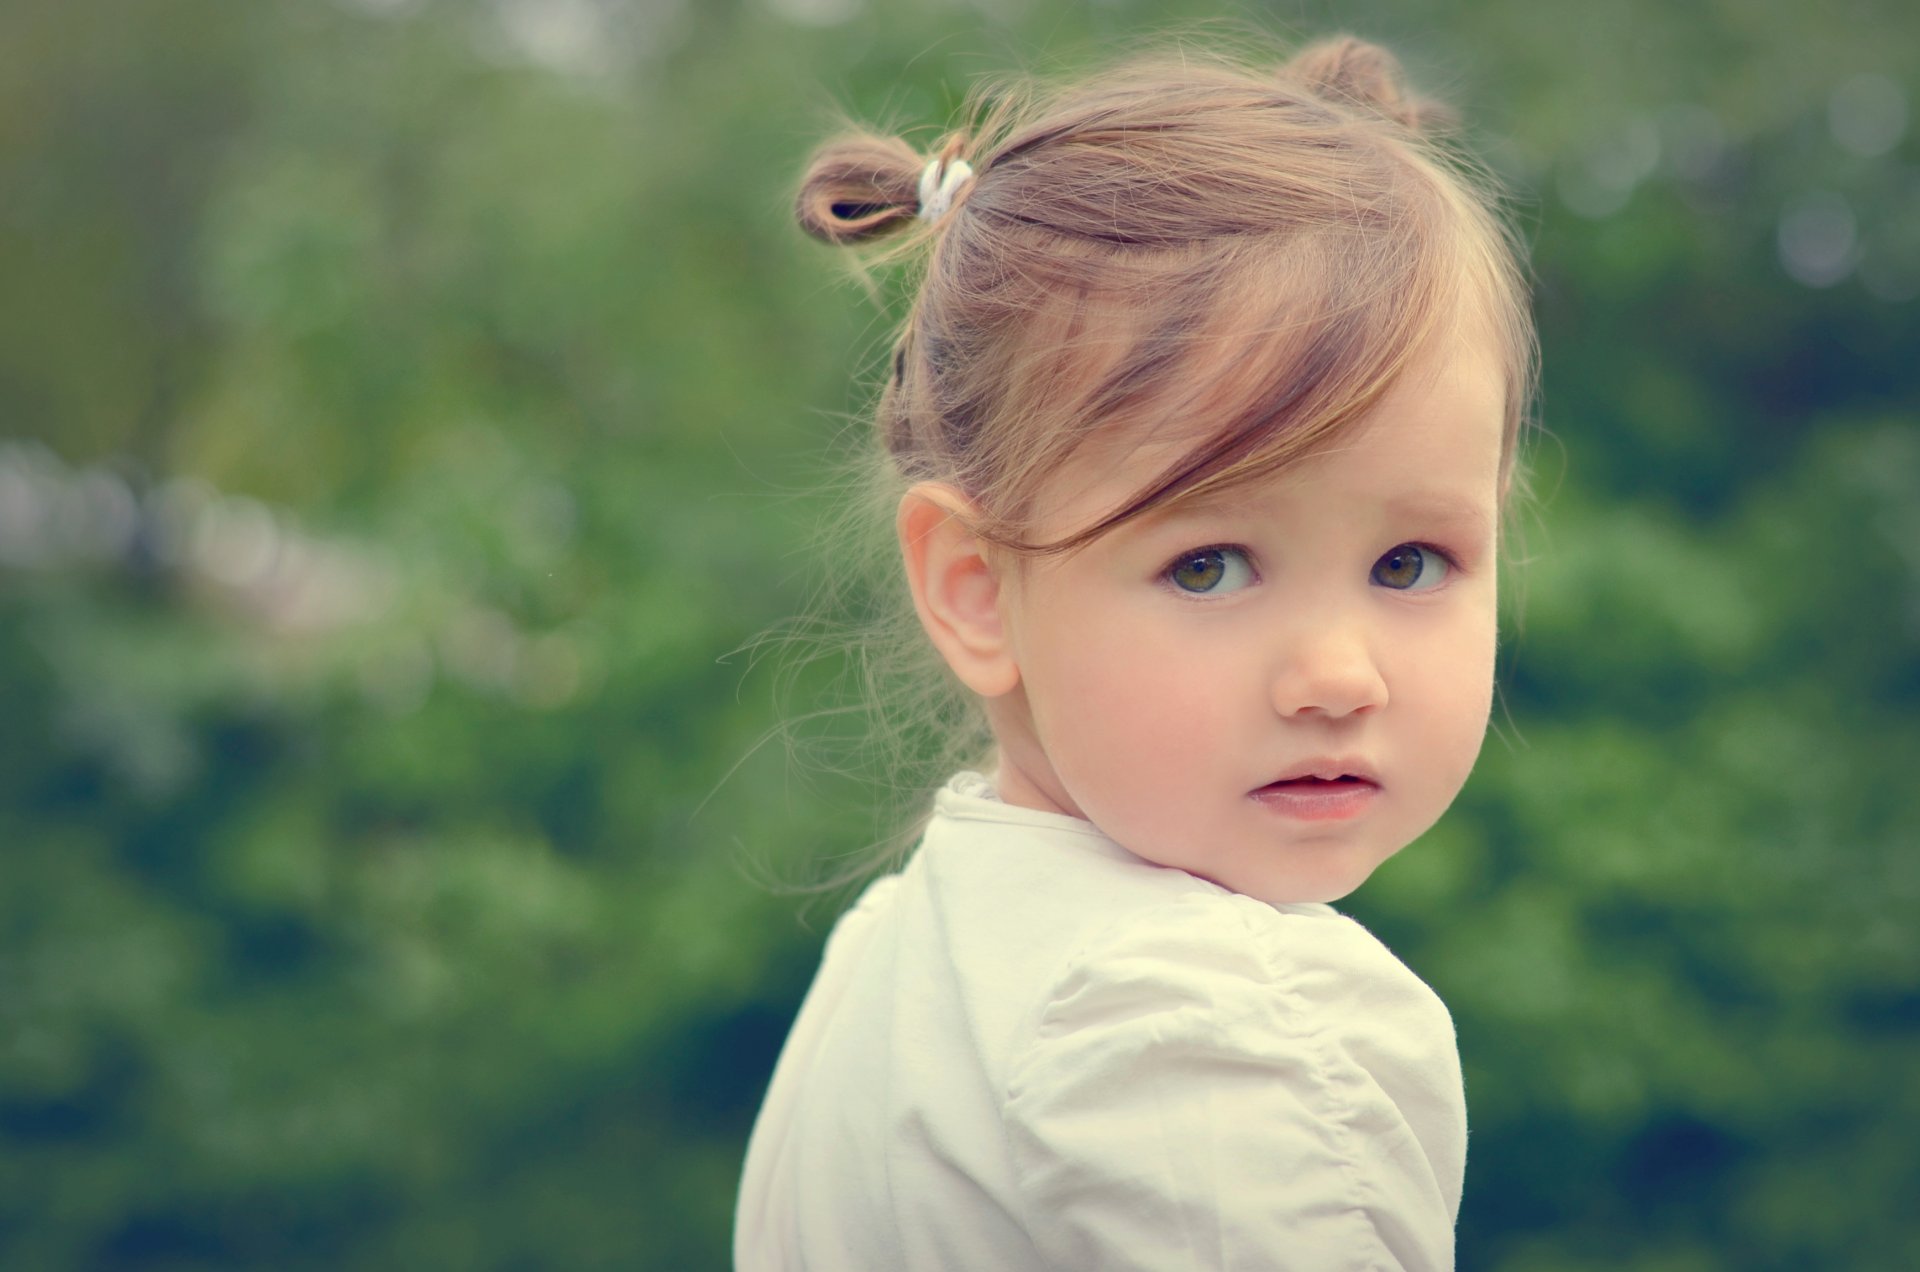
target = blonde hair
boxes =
[773,34,1535,880]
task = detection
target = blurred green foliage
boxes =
[1,0,1915,1268]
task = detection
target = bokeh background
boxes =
[3,0,1916,1268]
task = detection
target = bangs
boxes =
[1008,221,1461,556]
[875,47,1538,562]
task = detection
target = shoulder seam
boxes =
[1233,902,1392,1272]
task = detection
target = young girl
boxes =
[738,34,1534,1271]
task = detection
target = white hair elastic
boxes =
[916,156,975,223]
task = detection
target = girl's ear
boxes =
[897,483,1020,698]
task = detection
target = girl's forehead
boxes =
[1027,323,1509,541]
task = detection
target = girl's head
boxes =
[794,35,1535,902]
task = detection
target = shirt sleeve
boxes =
[1002,892,1465,1272]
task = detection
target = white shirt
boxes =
[736,772,1467,1271]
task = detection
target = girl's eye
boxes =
[1371,543,1450,592]
[1167,546,1256,595]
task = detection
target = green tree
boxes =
[1,1,1914,1267]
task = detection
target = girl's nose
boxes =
[1270,626,1389,720]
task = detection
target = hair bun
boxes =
[1283,36,1455,134]
[795,133,930,245]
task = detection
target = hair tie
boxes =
[916,156,975,223]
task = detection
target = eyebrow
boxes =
[1381,493,1496,534]
[1138,488,1495,535]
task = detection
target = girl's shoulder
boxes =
[1040,889,1456,1057]
[915,770,1456,1053]
[1003,891,1469,1267]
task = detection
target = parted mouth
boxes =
[1257,760,1380,789]
[1249,763,1382,822]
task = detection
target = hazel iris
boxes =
[1171,549,1228,592]
[1372,544,1439,590]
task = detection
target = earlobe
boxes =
[897,483,1020,698]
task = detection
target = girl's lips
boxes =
[1249,776,1379,822]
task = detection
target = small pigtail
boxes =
[795,132,925,245]
[1283,36,1456,135]
[796,132,976,245]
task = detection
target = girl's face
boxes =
[985,326,1507,905]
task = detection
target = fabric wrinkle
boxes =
[735,772,1465,1271]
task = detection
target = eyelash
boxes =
[1158,541,1464,595]
[1382,541,1462,572]
[1161,543,1257,594]
[1372,541,1460,593]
